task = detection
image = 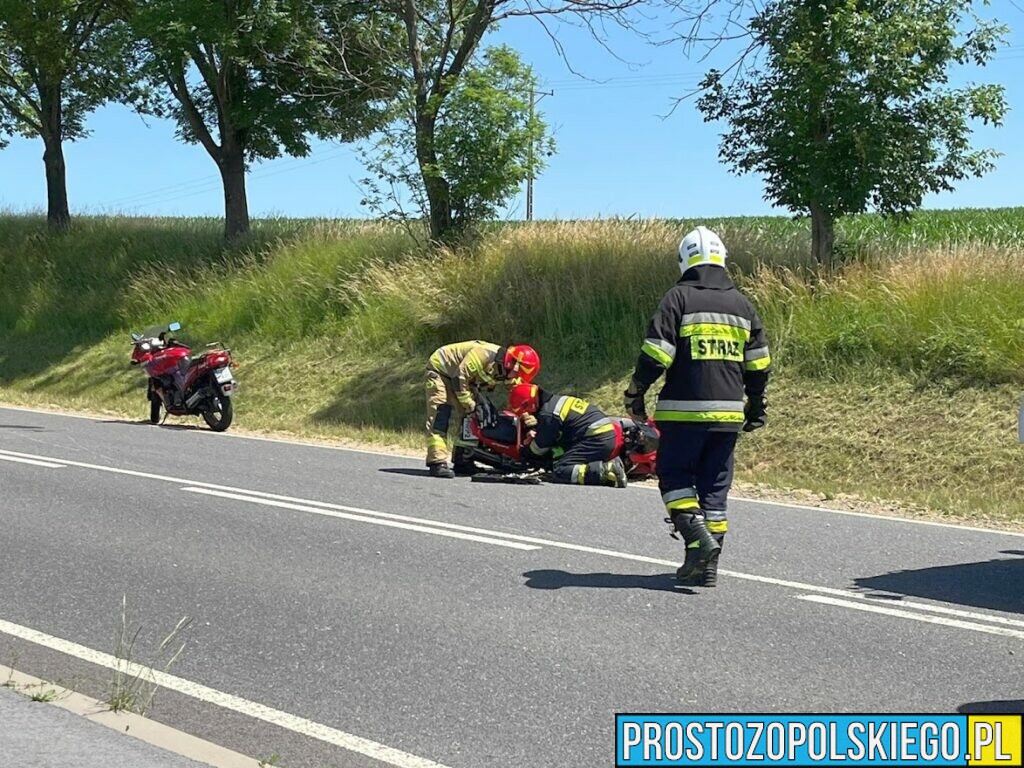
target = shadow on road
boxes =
[0,424,46,431]
[523,569,695,594]
[378,467,434,478]
[97,419,204,432]
[853,551,1024,614]
[958,700,1024,714]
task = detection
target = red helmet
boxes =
[504,344,540,384]
[508,383,540,416]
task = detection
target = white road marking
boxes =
[4,403,1022,539]
[182,487,539,551]
[0,617,453,768]
[0,446,1020,639]
[0,454,65,469]
[797,595,1024,641]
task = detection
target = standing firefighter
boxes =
[426,341,540,478]
[624,226,771,586]
[508,383,629,488]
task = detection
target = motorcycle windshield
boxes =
[140,322,174,340]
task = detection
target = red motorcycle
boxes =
[458,409,659,480]
[130,321,237,432]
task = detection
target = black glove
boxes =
[623,387,647,421]
[474,396,498,428]
[743,394,767,433]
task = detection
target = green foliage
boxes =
[0,0,136,142]
[361,45,552,235]
[699,0,1008,253]
[129,0,392,163]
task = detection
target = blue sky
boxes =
[0,3,1021,220]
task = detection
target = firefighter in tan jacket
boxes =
[425,341,540,478]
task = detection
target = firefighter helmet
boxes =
[504,345,540,384]
[508,383,540,416]
[678,226,727,274]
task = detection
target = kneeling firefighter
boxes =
[508,383,628,488]
[624,226,771,586]
[426,341,540,478]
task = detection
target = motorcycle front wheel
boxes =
[149,396,161,424]
[202,395,233,432]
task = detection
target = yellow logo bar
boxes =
[968,716,1023,766]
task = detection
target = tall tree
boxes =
[360,45,552,238]
[130,0,393,240]
[698,0,1007,265]
[362,0,644,243]
[0,0,135,230]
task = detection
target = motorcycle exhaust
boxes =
[185,390,207,410]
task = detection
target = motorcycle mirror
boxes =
[168,321,182,332]
[131,332,141,342]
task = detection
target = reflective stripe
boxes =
[427,435,446,449]
[745,354,772,371]
[679,323,750,342]
[687,254,725,267]
[529,440,550,456]
[744,345,770,361]
[682,312,751,331]
[657,400,744,412]
[707,520,728,534]
[666,496,700,511]
[586,418,615,437]
[655,411,746,423]
[641,338,676,368]
[571,464,587,484]
[429,351,444,371]
[704,509,727,522]
[552,396,569,421]
[662,488,698,504]
[456,392,474,407]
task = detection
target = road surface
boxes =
[0,405,1021,767]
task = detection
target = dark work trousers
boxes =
[655,424,738,535]
[552,432,618,485]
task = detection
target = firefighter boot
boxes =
[428,462,455,479]
[601,457,628,488]
[677,533,724,587]
[451,447,477,476]
[673,513,721,584]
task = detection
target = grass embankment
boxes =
[1,212,1022,524]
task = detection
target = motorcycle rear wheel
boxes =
[202,395,233,432]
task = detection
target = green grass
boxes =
[1,210,1022,524]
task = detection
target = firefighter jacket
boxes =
[527,390,616,457]
[631,265,771,432]
[429,341,506,410]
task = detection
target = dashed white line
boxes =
[797,595,1024,640]
[0,617,453,768]
[182,487,539,551]
[0,454,65,468]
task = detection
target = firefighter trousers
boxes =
[656,424,737,535]
[425,369,471,466]
[552,432,618,486]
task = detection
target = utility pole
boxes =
[526,87,554,222]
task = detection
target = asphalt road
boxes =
[0,405,1022,767]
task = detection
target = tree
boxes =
[361,45,552,237]
[129,0,393,240]
[370,0,644,243]
[698,0,1007,265]
[0,0,135,230]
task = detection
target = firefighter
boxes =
[426,341,540,478]
[624,226,771,587]
[509,383,628,488]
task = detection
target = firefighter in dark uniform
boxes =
[509,383,628,487]
[624,226,771,586]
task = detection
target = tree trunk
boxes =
[414,112,453,243]
[218,146,249,241]
[39,84,70,232]
[810,205,835,266]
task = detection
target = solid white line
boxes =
[182,487,540,551]
[0,454,65,469]
[1,446,1021,638]
[797,595,1024,641]
[5,403,1021,538]
[0,617,453,768]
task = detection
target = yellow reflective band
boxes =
[456,391,474,406]
[707,520,728,534]
[586,422,615,437]
[559,397,588,421]
[641,341,674,368]
[665,497,701,511]
[429,352,443,370]
[745,355,772,371]
[577,465,587,484]
[427,435,447,448]
[655,410,745,423]
[686,540,702,549]
[680,323,750,342]
[687,254,725,266]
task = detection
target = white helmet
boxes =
[678,226,727,274]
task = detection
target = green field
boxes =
[1,211,1022,525]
